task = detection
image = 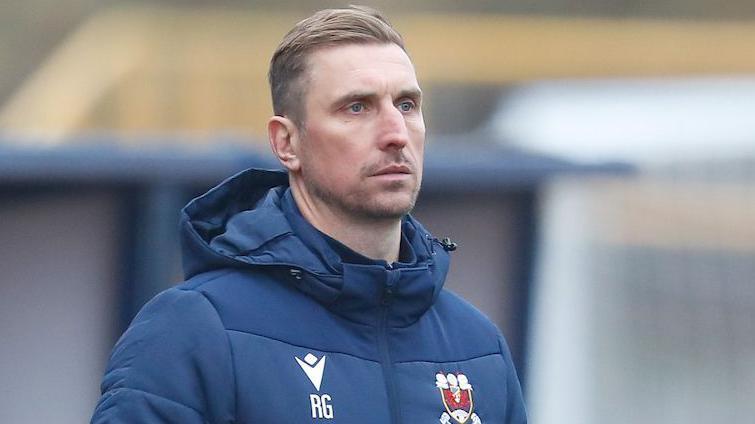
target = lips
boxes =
[372,164,412,176]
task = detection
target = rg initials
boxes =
[309,394,334,419]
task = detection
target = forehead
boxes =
[305,43,420,98]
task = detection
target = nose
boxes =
[376,103,410,150]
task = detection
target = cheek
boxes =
[303,138,362,180]
[407,114,425,139]
[408,125,426,155]
[408,110,425,130]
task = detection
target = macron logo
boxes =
[295,353,326,391]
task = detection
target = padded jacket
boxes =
[91,168,527,423]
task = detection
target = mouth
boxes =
[372,164,412,176]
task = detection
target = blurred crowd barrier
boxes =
[529,164,755,422]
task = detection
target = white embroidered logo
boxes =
[295,353,326,391]
[295,353,333,419]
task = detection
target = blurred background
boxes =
[1,1,754,422]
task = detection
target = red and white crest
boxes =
[436,372,481,424]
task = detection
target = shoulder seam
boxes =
[179,269,237,291]
[225,329,380,363]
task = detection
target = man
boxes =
[92,6,526,423]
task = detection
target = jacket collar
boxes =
[180,168,450,327]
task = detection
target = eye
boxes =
[348,102,364,113]
[397,100,416,112]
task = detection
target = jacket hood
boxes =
[179,168,452,326]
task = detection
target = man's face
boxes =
[295,42,425,222]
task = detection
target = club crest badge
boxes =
[436,372,482,424]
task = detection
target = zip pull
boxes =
[426,233,437,255]
[382,267,398,306]
[381,285,394,306]
[439,237,458,252]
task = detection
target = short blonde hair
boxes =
[268,6,405,126]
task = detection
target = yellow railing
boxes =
[3,6,755,142]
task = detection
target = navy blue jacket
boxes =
[92,168,527,423]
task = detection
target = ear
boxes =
[267,116,301,172]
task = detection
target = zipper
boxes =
[379,267,401,424]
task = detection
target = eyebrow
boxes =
[395,89,423,111]
[397,88,423,102]
[331,91,375,108]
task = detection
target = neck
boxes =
[289,183,403,263]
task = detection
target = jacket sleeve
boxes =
[498,334,528,424]
[91,287,235,423]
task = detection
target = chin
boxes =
[358,194,417,220]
